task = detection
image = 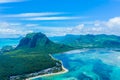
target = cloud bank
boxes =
[0,17,120,38]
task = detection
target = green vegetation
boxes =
[0,32,72,80]
[50,34,120,48]
[0,45,14,54]
[1,33,120,80]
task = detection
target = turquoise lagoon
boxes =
[33,49,120,80]
[0,38,20,48]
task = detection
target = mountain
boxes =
[0,32,72,80]
[49,34,120,48]
[16,32,72,53]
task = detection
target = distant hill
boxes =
[0,32,72,80]
[49,34,120,48]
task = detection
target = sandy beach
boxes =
[26,54,68,80]
[26,65,68,80]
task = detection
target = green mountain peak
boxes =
[17,32,50,48]
[0,32,72,80]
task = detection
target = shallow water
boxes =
[33,49,120,80]
[0,38,19,48]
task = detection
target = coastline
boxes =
[26,64,68,80]
[26,54,68,80]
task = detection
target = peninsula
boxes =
[0,32,72,80]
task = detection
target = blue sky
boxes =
[0,0,120,38]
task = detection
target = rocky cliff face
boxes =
[0,32,72,80]
[17,32,51,48]
[16,32,72,54]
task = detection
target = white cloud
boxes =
[24,16,78,21]
[39,17,120,36]
[28,24,85,36]
[1,17,120,38]
[1,12,80,21]
[0,22,9,28]
[71,24,84,31]
[0,0,26,3]
[3,12,62,17]
[106,17,120,28]
[94,21,101,26]
[0,22,33,38]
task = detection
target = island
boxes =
[1,32,120,80]
[0,32,72,80]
